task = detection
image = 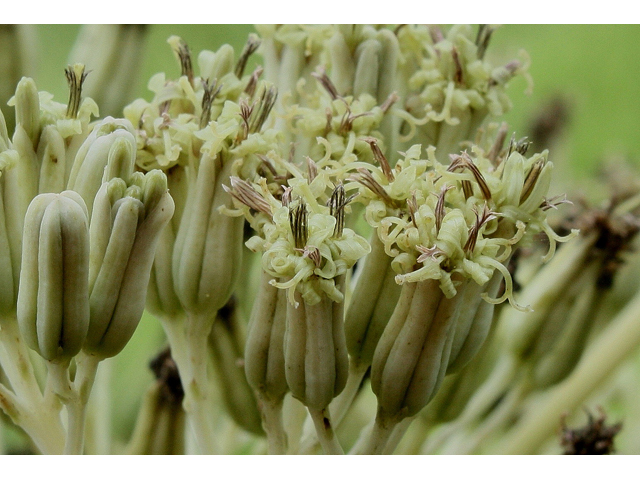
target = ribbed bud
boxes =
[371,276,468,421]
[345,234,401,370]
[327,31,356,97]
[0,150,20,315]
[0,26,36,135]
[172,152,244,316]
[10,76,40,147]
[67,117,136,214]
[17,191,90,362]
[197,43,235,83]
[209,297,263,435]
[127,347,185,455]
[244,270,289,403]
[37,125,67,194]
[284,279,349,412]
[0,146,25,314]
[353,39,381,98]
[84,172,174,358]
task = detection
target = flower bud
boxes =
[37,125,67,194]
[345,234,401,370]
[172,153,244,316]
[395,25,531,159]
[371,277,463,421]
[284,280,349,413]
[84,171,174,358]
[0,151,20,316]
[326,31,356,97]
[209,296,263,436]
[197,43,235,83]
[244,270,289,404]
[67,117,136,213]
[9,76,40,147]
[17,191,90,362]
[353,39,381,98]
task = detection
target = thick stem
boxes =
[185,316,217,454]
[0,381,64,454]
[332,361,369,426]
[382,416,415,454]
[259,395,288,455]
[0,317,43,403]
[47,355,99,455]
[308,407,344,455]
[298,362,368,454]
[162,313,218,454]
[492,288,640,454]
[84,358,112,454]
[359,413,398,455]
[445,379,528,454]
[64,398,88,455]
[0,411,4,455]
[453,354,518,428]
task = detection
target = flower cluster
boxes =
[1,24,637,457]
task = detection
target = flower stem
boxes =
[382,416,415,454]
[0,317,43,404]
[491,287,640,454]
[358,414,398,455]
[45,354,99,455]
[308,407,344,455]
[162,313,218,454]
[298,362,367,454]
[64,397,88,455]
[259,396,288,454]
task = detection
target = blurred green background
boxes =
[21,24,640,179]
[3,24,640,449]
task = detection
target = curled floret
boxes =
[359,136,575,308]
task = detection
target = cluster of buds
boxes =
[0,57,174,454]
[3,24,637,457]
[338,128,573,452]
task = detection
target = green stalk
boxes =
[0,317,43,405]
[259,396,287,455]
[308,407,344,455]
[492,286,640,454]
[359,413,397,455]
[47,353,99,455]
[162,313,218,454]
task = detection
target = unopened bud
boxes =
[17,191,90,362]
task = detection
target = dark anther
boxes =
[448,152,492,200]
[328,183,356,238]
[452,47,464,85]
[223,176,273,217]
[173,39,194,86]
[364,137,394,182]
[235,34,261,78]
[506,134,532,157]
[289,201,309,249]
[312,67,340,100]
[351,168,398,208]
[475,24,495,60]
[464,204,497,253]
[200,78,221,129]
[435,184,454,232]
[65,64,89,119]
[520,159,545,204]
